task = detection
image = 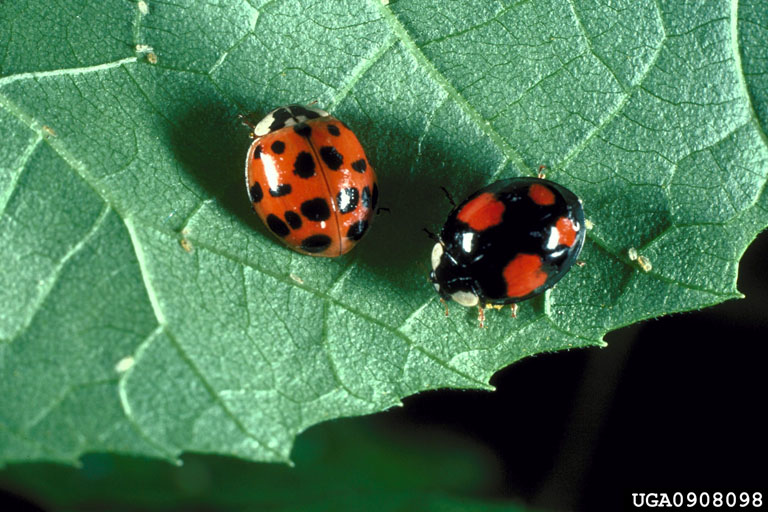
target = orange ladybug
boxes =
[244,105,378,257]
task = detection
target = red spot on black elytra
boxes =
[528,183,555,206]
[457,193,505,231]
[503,253,547,298]
[556,217,577,247]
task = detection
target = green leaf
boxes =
[0,418,524,511]
[1,0,766,464]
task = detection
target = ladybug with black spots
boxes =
[429,176,585,326]
[243,104,378,257]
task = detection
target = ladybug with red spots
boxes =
[243,104,378,257]
[429,177,585,325]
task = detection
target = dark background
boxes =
[2,230,766,511]
[390,228,768,510]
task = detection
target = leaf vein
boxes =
[0,57,138,88]
[372,0,530,175]
[125,220,300,460]
[565,0,626,92]
[5,205,111,342]
[0,132,42,219]
[208,28,257,76]
[163,329,285,460]
[326,35,397,110]
[320,302,375,405]
[137,221,490,388]
[556,10,667,172]
[729,0,768,151]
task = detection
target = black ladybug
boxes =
[429,177,586,325]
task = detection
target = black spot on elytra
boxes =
[327,124,340,136]
[293,151,315,178]
[266,214,290,237]
[284,211,302,229]
[249,182,263,203]
[301,198,331,222]
[351,159,366,173]
[271,140,285,154]
[320,146,343,170]
[253,144,262,159]
[346,220,368,241]
[269,184,292,197]
[294,123,312,137]
[361,186,371,209]
[372,183,379,210]
[301,234,332,253]
[336,187,359,214]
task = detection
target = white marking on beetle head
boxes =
[253,110,280,137]
[431,243,443,270]
[253,105,331,136]
[292,105,329,121]
[450,290,479,307]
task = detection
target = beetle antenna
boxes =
[440,186,456,207]
[423,228,440,244]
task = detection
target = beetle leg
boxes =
[510,303,518,318]
[477,306,485,328]
[440,186,457,207]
